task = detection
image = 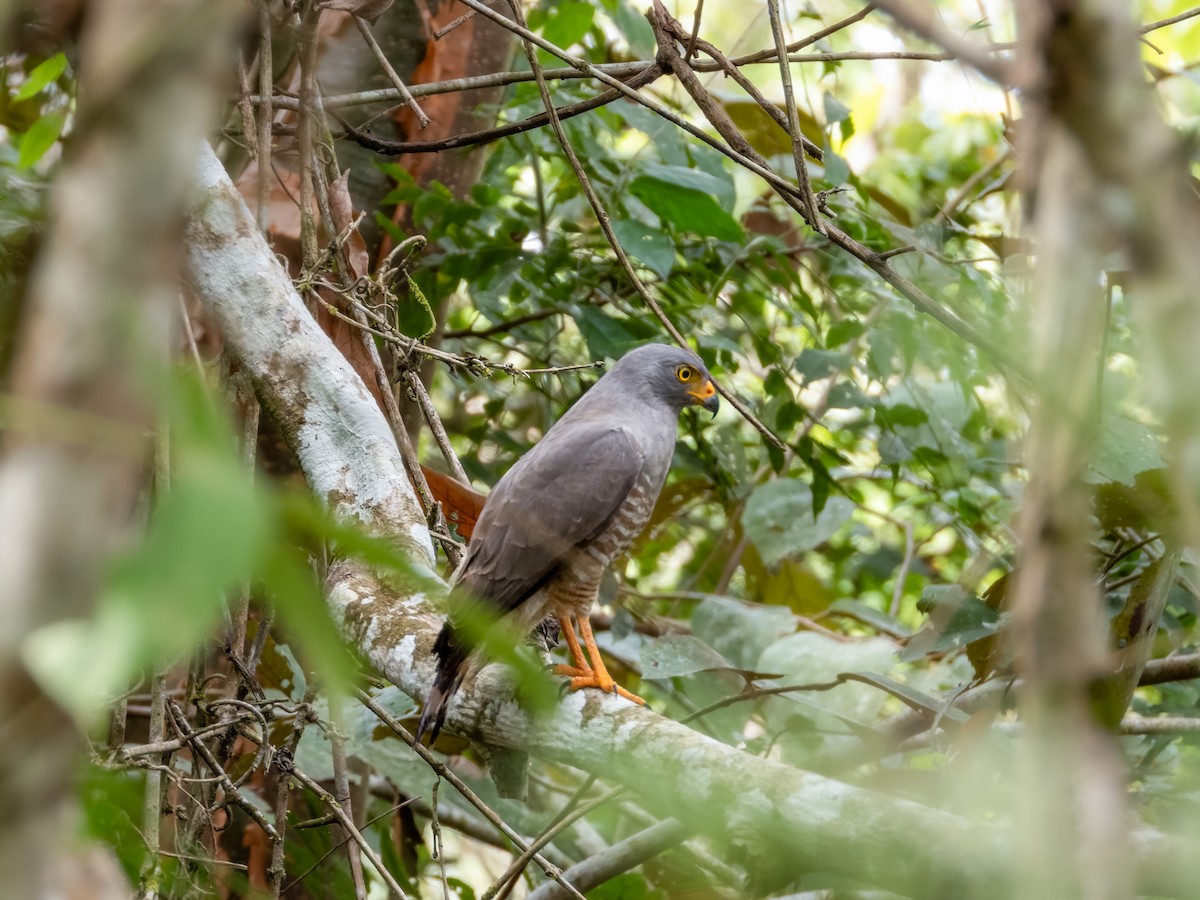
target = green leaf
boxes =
[13,53,68,102]
[826,382,870,409]
[827,599,912,638]
[692,595,795,671]
[396,274,436,338]
[587,873,653,900]
[638,162,735,208]
[640,634,736,678]
[541,0,594,48]
[18,110,65,169]
[742,480,854,565]
[629,175,743,243]
[611,218,675,279]
[605,0,656,57]
[900,586,1003,662]
[822,92,850,124]
[1089,414,1164,487]
[826,319,865,348]
[573,306,648,358]
[795,348,849,383]
[878,403,928,428]
[822,149,849,185]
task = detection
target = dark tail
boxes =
[415,622,471,747]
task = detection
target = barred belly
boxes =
[544,475,658,619]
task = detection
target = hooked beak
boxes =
[689,379,720,418]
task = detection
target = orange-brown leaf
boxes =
[327,168,370,278]
[422,465,485,540]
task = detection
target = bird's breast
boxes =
[586,470,660,563]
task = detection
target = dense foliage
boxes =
[6,0,1200,897]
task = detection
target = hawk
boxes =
[416,343,719,745]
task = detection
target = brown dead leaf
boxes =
[422,465,485,540]
[316,291,385,407]
[327,168,370,277]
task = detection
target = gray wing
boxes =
[452,423,643,621]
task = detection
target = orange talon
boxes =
[552,613,647,705]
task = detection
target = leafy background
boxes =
[5,0,1200,897]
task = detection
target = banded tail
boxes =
[415,622,471,746]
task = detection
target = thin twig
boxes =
[137,667,168,897]
[766,0,825,233]
[269,686,316,897]
[353,15,430,128]
[482,786,625,900]
[889,518,916,618]
[434,0,501,38]
[331,64,663,156]
[120,715,255,758]
[254,48,955,112]
[296,1,322,270]
[328,694,367,900]
[178,296,206,375]
[255,0,273,232]
[236,52,259,159]
[1140,6,1200,34]
[167,700,280,839]
[432,778,451,900]
[356,690,588,900]
[289,764,411,898]
[684,0,704,60]
[403,369,471,485]
[731,3,878,66]
[443,308,564,340]
[868,0,1013,84]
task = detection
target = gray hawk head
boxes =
[590,343,720,416]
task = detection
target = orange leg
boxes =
[553,613,645,705]
[553,614,590,676]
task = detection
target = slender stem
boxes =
[290,764,410,898]
[353,14,430,127]
[356,690,588,900]
[328,694,367,900]
[403,369,470,485]
[482,786,625,900]
[766,0,825,233]
[255,0,274,232]
[269,686,316,897]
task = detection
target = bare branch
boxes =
[870,0,1015,84]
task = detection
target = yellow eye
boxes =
[676,365,694,383]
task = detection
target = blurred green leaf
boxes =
[13,53,68,102]
[630,175,743,242]
[900,586,1004,662]
[1089,414,1164,487]
[542,0,595,48]
[18,110,65,168]
[743,479,854,565]
[691,595,795,671]
[640,633,770,679]
[612,218,675,279]
[796,348,850,383]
